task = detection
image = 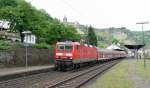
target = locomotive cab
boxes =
[55,42,75,70]
[55,43,73,59]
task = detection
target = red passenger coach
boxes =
[54,41,98,70]
[97,49,126,61]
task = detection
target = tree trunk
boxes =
[20,31,24,43]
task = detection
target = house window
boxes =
[26,36,28,42]
[32,37,34,41]
[30,35,31,42]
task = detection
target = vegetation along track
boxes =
[45,60,121,88]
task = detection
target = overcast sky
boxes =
[26,0,150,31]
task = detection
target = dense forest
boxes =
[0,0,80,44]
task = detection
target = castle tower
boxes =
[63,16,67,23]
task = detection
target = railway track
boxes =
[0,63,97,88]
[45,60,121,88]
[0,70,69,88]
[0,60,121,88]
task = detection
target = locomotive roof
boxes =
[57,41,96,47]
[57,41,80,45]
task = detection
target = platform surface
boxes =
[0,65,53,77]
[82,59,150,88]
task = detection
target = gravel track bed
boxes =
[45,60,120,88]
[0,60,120,88]
[0,71,69,88]
[0,64,97,88]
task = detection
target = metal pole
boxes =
[136,49,138,61]
[135,33,138,61]
[25,44,28,68]
[142,24,146,68]
[136,21,148,69]
[86,26,88,44]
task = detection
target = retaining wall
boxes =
[0,48,54,67]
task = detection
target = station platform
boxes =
[83,59,150,88]
[0,65,54,81]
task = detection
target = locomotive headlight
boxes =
[56,53,63,56]
[66,53,72,56]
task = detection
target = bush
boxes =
[0,40,12,49]
[0,40,53,49]
[0,40,23,50]
[31,43,53,49]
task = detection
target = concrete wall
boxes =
[0,48,54,67]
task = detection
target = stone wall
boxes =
[0,48,54,67]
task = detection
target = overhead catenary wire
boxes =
[61,0,83,17]
[58,0,89,23]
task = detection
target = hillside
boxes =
[95,27,150,49]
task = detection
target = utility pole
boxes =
[109,27,112,45]
[136,21,149,68]
[135,33,138,61]
[86,25,89,44]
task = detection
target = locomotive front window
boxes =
[57,45,65,50]
[65,45,72,50]
[57,44,72,50]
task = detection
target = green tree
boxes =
[87,26,97,46]
[44,22,80,44]
[0,0,35,42]
[0,0,17,8]
[0,0,80,44]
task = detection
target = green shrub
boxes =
[0,40,11,49]
[11,43,23,48]
[0,40,53,49]
[0,40,23,50]
[31,43,53,49]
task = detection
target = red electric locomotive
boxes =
[54,41,127,71]
[54,41,98,70]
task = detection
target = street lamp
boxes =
[136,21,149,68]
